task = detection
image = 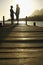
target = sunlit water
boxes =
[2,21,43,27]
[27,21,43,27]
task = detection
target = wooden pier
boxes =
[0,23,43,65]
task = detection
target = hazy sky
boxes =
[0,0,43,20]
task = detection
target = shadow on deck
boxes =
[0,24,17,41]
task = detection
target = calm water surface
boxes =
[27,21,43,27]
[4,21,43,27]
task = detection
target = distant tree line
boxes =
[27,15,43,21]
[7,15,43,21]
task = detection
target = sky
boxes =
[0,0,43,20]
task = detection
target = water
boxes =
[3,21,43,27]
[27,21,43,27]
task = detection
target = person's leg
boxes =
[17,16,19,23]
[12,16,14,24]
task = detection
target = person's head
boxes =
[10,6,13,9]
[16,4,19,8]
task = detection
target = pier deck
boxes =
[0,24,43,65]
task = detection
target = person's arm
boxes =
[14,12,16,15]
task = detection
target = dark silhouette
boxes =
[3,16,5,25]
[33,22,36,26]
[26,16,27,25]
[15,4,20,24]
[0,23,2,27]
[10,6,14,24]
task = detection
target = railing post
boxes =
[3,16,5,25]
[33,22,36,26]
[26,16,27,25]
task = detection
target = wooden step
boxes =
[0,43,43,48]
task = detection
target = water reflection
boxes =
[27,21,43,27]
[3,21,43,27]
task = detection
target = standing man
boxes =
[10,6,14,24]
[15,4,20,24]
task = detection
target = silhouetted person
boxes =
[15,4,20,24]
[10,6,14,24]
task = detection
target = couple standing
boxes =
[10,4,20,24]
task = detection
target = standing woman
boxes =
[15,4,20,24]
[10,6,14,24]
